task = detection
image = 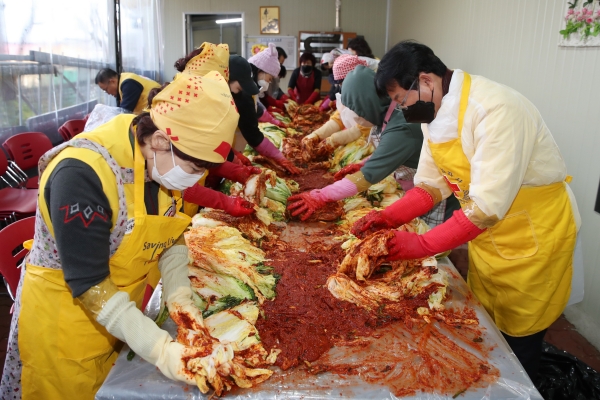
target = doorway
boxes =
[185,14,244,57]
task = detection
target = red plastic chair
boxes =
[58,119,86,142]
[3,132,53,189]
[0,150,38,218]
[0,216,35,299]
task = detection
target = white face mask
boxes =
[151,144,205,191]
[257,79,269,98]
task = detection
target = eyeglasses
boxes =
[397,78,418,109]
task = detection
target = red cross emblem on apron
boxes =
[443,175,462,194]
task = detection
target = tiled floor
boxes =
[0,250,598,382]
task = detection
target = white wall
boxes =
[389,0,600,346]
[160,0,388,80]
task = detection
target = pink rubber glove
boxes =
[304,91,320,105]
[258,110,286,127]
[254,137,285,161]
[387,209,485,260]
[183,184,255,217]
[254,138,301,174]
[287,178,358,220]
[209,162,261,184]
[319,98,331,111]
[351,187,435,237]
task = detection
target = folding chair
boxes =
[0,216,35,299]
[0,150,38,225]
[58,119,86,141]
[3,132,53,189]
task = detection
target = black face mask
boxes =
[402,85,435,123]
[301,65,313,74]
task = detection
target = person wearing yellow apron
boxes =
[0,70,239,399]
[352,41,581,385]
[95,68,161,114]
[169,42,262,216]
[287,65,460,227]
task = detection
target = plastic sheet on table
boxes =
[96,223,543,400]
[84,105,128,132]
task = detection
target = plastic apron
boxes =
[427,72,577,337]
[295,72,315,104]
[18,120,191,399]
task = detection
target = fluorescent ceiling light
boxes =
[215,18,242,24]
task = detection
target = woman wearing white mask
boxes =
[173,43,300,175]
[247,43,288,128]
[1,71,239,399]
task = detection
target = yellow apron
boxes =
[427,72,577,337]
[18,118,191,399]
[118,72,161,115]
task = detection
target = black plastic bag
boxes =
[537,341,600,400]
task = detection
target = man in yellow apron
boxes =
[352,41,581,385]
[1,70,239,399]
[95,68,160,114]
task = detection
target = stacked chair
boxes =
[58,119,87,141]
[0,216,35,299]
[0,150,38,228]
[2,132,53,189]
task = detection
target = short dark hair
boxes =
[131,85,221,169]
[299,52,316,66]
[95,68,118,84]
[276,46,287,59]
[347,37,374,58]
[375,41,447,97]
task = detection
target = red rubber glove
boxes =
[263,94,278,108]
[304,91,320,105]
[351,187,435,237]
[183,184,255,217]
[288,88,298,102]
[268,106,284,114]
[287,191,327,221]
[232,149,252,166]
[223,196,256,217]
[209,162,261,184]
[279,94,289,102]
[334,163,363,181]
[277,158,302,175]
[274,100,286,109]
[386,209,485,260]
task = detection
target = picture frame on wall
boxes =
[260,6,280,34]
